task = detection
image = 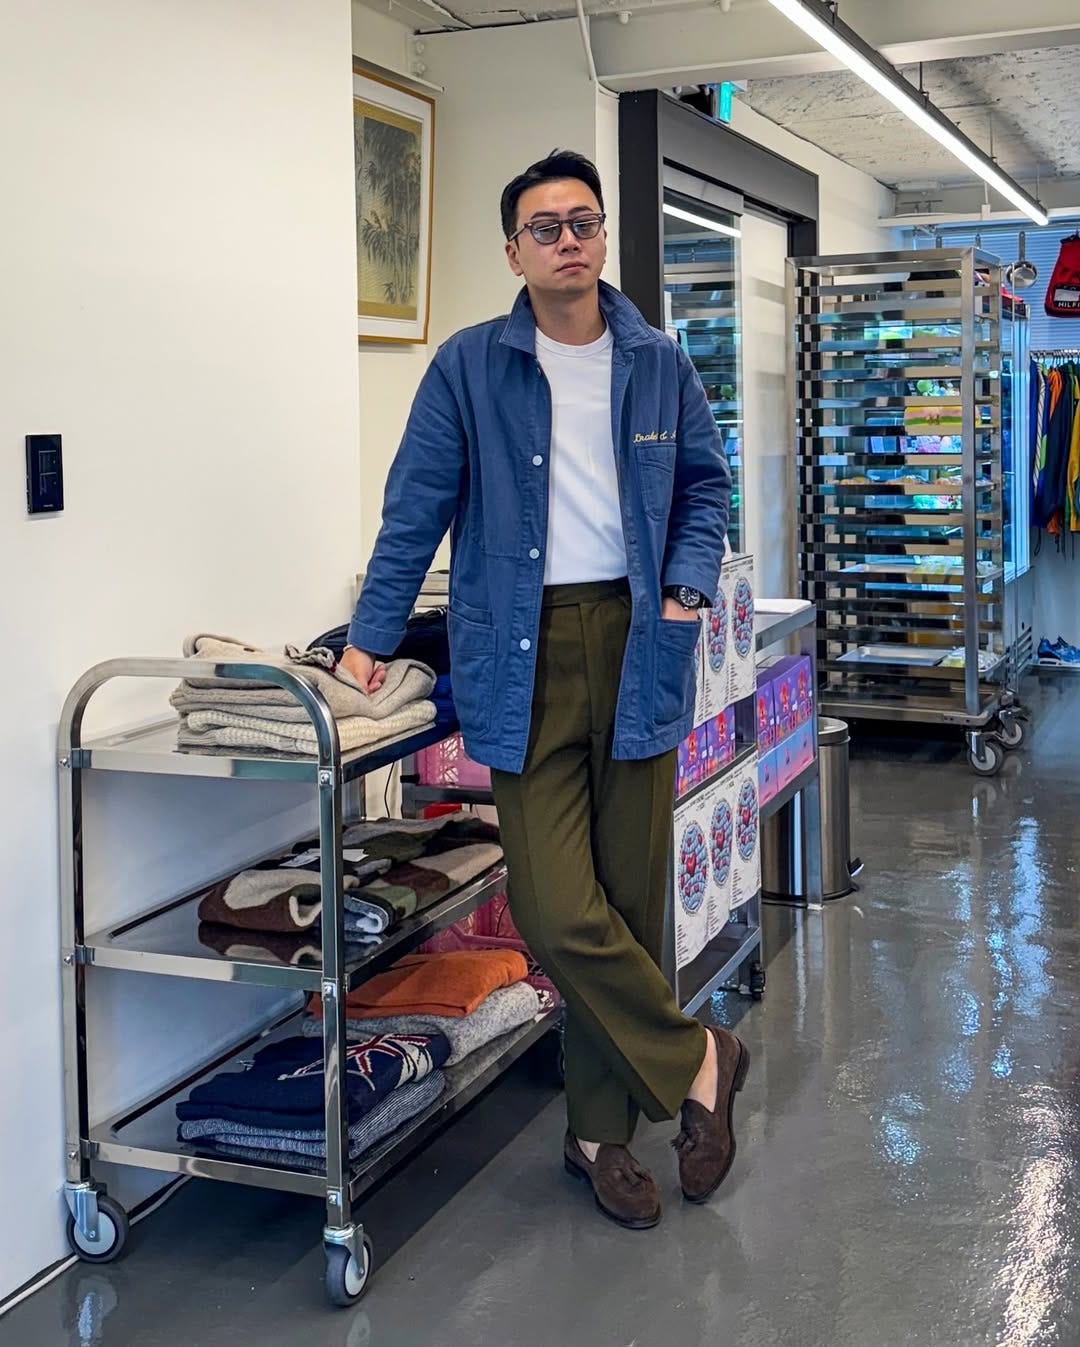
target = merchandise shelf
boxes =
[790,247,1030,773]
[57,656,558,1308]
[82,863,509,992]
[89,1008,559,1204]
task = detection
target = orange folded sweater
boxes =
[310,949,528,1020]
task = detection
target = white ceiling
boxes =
[363,0,1080,202]
[742,46,1080,192]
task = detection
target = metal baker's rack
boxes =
[57,657,558,1307]
[790,248,1029,775]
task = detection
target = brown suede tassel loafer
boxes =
[672,1026,751,1203]
[563,1132,662,1230]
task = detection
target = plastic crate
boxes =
[416,732,491,788]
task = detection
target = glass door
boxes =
[663,189,743,551]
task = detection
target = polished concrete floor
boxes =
[5,676,1080,1347]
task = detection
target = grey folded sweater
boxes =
[170,633,436,723]
[298,982,541,1066]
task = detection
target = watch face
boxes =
[678,586,701,609]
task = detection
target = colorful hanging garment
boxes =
[1045,235,1080,317]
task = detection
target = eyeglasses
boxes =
[509,213,606,246]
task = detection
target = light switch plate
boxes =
[26,434,63,514]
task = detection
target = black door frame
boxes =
[618,89,820,326]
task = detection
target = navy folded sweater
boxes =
[176,1031,450,1130]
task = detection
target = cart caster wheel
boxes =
[996,714,1026,750]
[325,1236,373,1308]
[749,963,766,1001]
[66,1195,129,1264]
[968,737,1005,777]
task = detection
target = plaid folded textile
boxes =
[197,813,502,937]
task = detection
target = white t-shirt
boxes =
[535,325,628,586]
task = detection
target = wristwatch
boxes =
[662,585,704,610]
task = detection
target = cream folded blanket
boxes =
[170,634,435,722]
[177,700,435,755]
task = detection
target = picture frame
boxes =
[352,65,435,345]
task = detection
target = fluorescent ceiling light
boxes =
[764,0,1048,228]
[663,203,742,238]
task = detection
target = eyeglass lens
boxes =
[529,216,604,244]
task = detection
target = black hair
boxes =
[500,149,604,240]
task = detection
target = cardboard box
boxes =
[730,755,761,909]
[778,721,815,788]
[776,722,814,789]
[708,707,737,771]
[676,730,703,799]
[792,656,814,729]
[758,745,779,806]
[755,674,776,752]
[760,655,814,740]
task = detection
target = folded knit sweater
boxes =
[171,633,436,721]
[176,1031,450,1130]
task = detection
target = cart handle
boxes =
[57,657,341,769]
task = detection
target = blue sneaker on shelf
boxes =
[1038,637,1080,666]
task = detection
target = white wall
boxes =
[741,212,795,597]
[729,97,898,596]
[1,0,360,1298]
[351,1,433,563]
[728,98,899,255]
[424,20,619,349]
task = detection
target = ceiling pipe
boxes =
[575,0,600,84]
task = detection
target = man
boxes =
[341,150,749,1229]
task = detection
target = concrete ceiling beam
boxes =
[591,0,1080,89]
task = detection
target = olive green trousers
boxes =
[491,579,707,1144]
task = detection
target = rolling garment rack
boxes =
[57,657,559,1308]
[1030,349,1080,671]
[791,248,1030,776]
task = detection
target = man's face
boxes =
[505,178,607,298]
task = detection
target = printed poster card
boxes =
[673,793,711,969]
[724,553,756,707]
[730,755,761,909]
[699,578,729,722]
[692,616,709,729]
[696,772,733,942]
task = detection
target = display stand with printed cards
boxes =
[667,553,764,1012]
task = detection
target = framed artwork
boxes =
[353,65,435,345]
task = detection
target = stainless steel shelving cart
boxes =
[58,657,558,1307]
[790,248,1029,776]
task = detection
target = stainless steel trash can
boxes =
[762,717,859,902]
